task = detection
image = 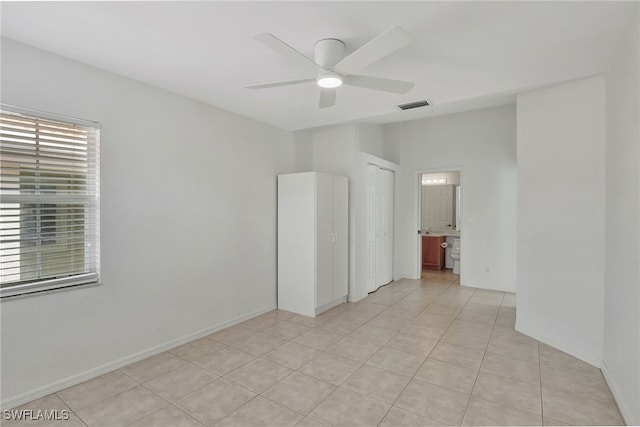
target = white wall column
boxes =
[603,6,640,424]
[516,75,606,365]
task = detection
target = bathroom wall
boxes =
[516,75,606,366]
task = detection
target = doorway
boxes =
[418,170,461,277]
[366,164,394,293]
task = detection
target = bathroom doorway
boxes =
[417,170,462,277]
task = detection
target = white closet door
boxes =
[366,164,377,292]
[375,168,392,287]
[332,176,348,299]
[315,173,334,308]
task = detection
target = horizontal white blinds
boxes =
[0,108,100,297]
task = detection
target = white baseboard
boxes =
[1,304,276,410]
[601,361,636,426]
[316,297,346,315]
[347,293,366,303]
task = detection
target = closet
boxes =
[277,172,348,317]
[366,164,394,293]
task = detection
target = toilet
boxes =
[450,238,461,275]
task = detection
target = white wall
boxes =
[388,104,517,292]
[311,125,358,177]
[358,123,402,166]
[0,39,295,407]
[312,125,364,302]
[293,130,313,172]
[358,124,385,160]
[603,7,640,424]
[383,135,402,166]
[516,75,606,366]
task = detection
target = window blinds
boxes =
[0,106,100,297]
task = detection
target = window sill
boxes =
[1,274,100,300]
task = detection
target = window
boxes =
[0,105,100,298]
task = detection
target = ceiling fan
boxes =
[246,26,415,108]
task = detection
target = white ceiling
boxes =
[1,1,636,131]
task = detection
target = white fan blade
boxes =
[246,77,316,89]
[333,26,411,74]
[253,33,324,72]
[343,75,414,94]
[319,88,336,108]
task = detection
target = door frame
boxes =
[416,167,463,279]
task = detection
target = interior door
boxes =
[375,168,393,287]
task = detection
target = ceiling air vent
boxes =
[398,99,430,110]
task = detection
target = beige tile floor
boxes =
[6,270,625,426]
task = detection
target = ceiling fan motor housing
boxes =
[314,38,345,68]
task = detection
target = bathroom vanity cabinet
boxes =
[422,236,446,270]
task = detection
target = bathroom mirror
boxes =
[421,171,460,231]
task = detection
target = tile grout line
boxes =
[210,298,368,425]
[118,370,180,427]
[300,276,456,425]
[57,369,145,426]
[277,326,387,423]
[299,310,406,424]
[52,392,89,427]
[374,277,459,426]
[190,353,290,427]
[165,402,209,427]
[458,287,502,426]
[539,338,544,425]
[118,354,247,426]
[130,382,181,426]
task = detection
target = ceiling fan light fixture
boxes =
[249,27,414,108]
[316,73,343,89]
